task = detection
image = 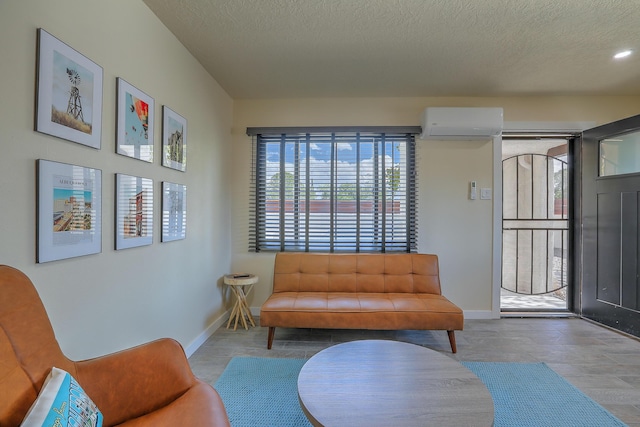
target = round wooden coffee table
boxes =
[297,340,494,427]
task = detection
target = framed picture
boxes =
[115,174,153,250]
[35,28,103,149]
[162,106,187,171]
[37,160,102,263]
[162,182,187,242]
[116,78,154,162]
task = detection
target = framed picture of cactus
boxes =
[162,106,187,171]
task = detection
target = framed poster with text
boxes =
[37,159,102,263]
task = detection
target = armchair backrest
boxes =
[0,265,75,426]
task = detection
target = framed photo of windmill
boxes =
[162,106,187,171]
[35,28,103,149]
[116,78,154,163]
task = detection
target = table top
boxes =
[297,340,494,427]
[223,273,258,286]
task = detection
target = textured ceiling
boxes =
[143,0,640,99]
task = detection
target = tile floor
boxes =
[189,317,640,426]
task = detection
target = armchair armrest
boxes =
[74,338,197,426]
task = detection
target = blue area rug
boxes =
[214,357,627,427]
[463,362,626,427]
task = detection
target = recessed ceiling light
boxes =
[614,50,633,59]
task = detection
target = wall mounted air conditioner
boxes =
[420,107,503,140]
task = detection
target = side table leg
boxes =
[226,296,239,329]
[244,284,256,327]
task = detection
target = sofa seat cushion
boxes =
[260,292,463,331]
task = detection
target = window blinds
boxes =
[249,129,418,253]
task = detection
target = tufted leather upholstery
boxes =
[260,253,464,352]
[0,265,230,427]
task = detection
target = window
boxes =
[599,130,640,176]
[247,127,419,253]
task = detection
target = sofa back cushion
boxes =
[273,253,442,295]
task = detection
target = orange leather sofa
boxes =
[0,265,230,427]
[260,253,464,353]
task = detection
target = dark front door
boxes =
[581,114,640,337]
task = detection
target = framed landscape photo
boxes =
[162,106,187,171]
[115,174,153,250]
[35,28,103,149]
[116,78,154,162]
[161,182,186,242]
[37,159,102,263]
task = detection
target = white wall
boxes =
[230,97,640,318]
[0,1,233,359]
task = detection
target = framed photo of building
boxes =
[116,78,154,162]
[161,182,186,242]
[162,106,187,171]
[115,174,153,250]
[35,28,103,149]
[37,159,102,263]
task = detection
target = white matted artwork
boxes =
[35,28,103,149]
[115,174,153,250]
[162,182,186,242]
[116,78,154,162]
[37,159,102,263]
[162,106,187,171]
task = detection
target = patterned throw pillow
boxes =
[20,367,103,427]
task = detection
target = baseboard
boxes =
[463,310,496,320]
[184,308,230,358]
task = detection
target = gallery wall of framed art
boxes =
[33,28,191,262]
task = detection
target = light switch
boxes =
[480,188,492,200]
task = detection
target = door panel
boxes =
[581,114,640,337]
[595,192,621,305]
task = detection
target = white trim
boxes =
[492,135,502,319]
[184,308,230,357]
[504,121,595,132]
[463,310,495,320]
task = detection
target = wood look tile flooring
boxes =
[189,318,640,426]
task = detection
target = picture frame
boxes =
[162,106,187,171]
[37,159,102,263]
[162,182,187,242]
[35,28,103,149]
[116,78,154,162]
[115,174,153,250]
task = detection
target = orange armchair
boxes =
[0,265,230,426]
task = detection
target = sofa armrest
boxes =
[74,338,198,426]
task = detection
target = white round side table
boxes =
[223,274,258,331]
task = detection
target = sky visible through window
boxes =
[264,137,405,201]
